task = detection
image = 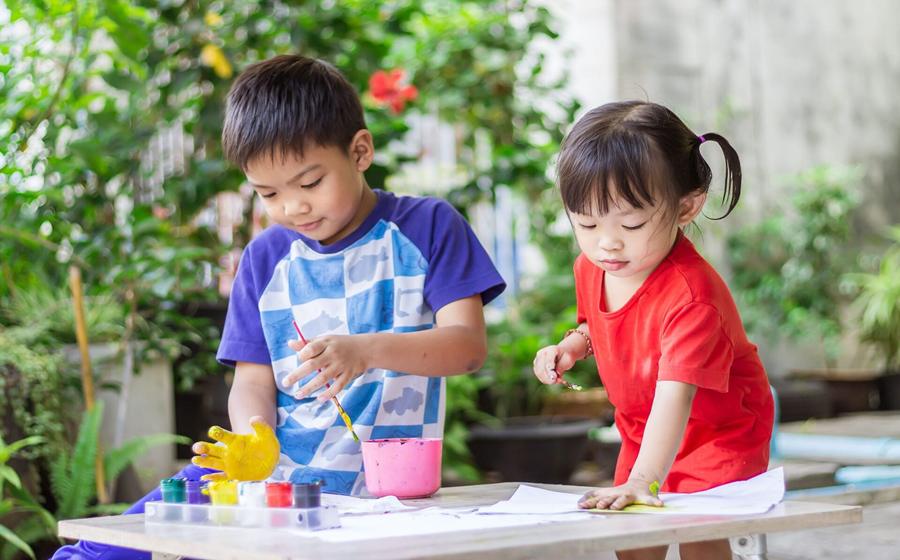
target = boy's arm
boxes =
[289,295,487,400]
[366,294,487,376]
[228,361,278,431]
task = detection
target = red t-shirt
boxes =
[575,233,774,492]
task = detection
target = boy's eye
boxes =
[301,177,323,189]
[623,222,648,231]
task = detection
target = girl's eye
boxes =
[577,223,596,230]
[260,192,276,199]
[301,177,323,189]
[623,222,648,231]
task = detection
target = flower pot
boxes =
[467,416,601,484]
[789,368,881,415]
[541,387,613,419]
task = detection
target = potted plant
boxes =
[846,226,900,409]
[726,166,874,416]
[466,276,604,484]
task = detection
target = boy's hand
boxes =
[283,335,368,401]
[191,416,279,482]
[577,478,664,510]
[532,344,578,385]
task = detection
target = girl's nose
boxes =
[597,233,623,252]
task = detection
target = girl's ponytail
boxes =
[696,132,742,219]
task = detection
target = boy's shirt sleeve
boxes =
[421,200,506,313]
[216,243,272,367]
[657,302,734,393]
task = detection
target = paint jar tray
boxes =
[144,501,341,531]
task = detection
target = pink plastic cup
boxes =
[361,438,443,499]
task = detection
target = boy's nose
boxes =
[283,199,311,216]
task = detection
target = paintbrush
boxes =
[548,365,583,391]
[291,320,361,442]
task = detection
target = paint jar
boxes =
[207,480,238,525]
[266,481,293,527]
[292,481,322,508]
[185,480,209,504]
[292,481,323,528]
[160,477,186,521]
[238,481,267,526]
[183,480,209,523]
[265,482,293,507]
[160,477,186,503]
[361,438,443,499]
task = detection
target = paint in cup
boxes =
[207,479,238,525]
[292,481,323,528]
[238,481,267,526]
[184,480,209,523]
[361,438,442,499]
[160,477,186,521]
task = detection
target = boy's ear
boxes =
[677,191,707,226]
[349,129,374,172]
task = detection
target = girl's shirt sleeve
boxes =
[657,302,734,392]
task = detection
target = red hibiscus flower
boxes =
[368,69,418,114]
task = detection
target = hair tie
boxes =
[697,135,706,143]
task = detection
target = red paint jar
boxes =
[265,482,293,507]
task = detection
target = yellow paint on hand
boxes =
[193,420,279,481]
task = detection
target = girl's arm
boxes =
[627,380,697,487]
[287,295,487,401]
[578,379,696,510]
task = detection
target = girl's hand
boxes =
[283,335,369,401]
[191,416,280,482]
[532,344,578,385]
[577,478,664,510]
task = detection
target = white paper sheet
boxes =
[321,493,417,515]
[476,468,785,516]
[310,509,596,542]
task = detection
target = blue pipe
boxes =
[774,432,900,463]
[787,478,900,498]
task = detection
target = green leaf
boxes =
[104,433,190,482]
[0,466,21,490]
[55,403,103,520]
[0,524,35,560]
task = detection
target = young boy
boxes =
[53,54,504,559]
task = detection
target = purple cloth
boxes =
[51,464,216,560]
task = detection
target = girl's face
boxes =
[568,188,705,285]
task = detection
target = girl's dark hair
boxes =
[222,55,366,170]
[557,101,742,220]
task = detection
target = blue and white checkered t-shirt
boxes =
[217,190,505,495]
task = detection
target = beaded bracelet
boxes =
[565,327,594,357]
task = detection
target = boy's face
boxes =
[245,130,376,245]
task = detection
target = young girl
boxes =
[533,101,774,560]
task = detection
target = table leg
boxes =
[729,534,768,560]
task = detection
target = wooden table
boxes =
[58,482,861,560]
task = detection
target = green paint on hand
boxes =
[649,480,660,497]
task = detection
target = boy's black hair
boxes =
[557,101,742,220]
[222,55,366,170]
